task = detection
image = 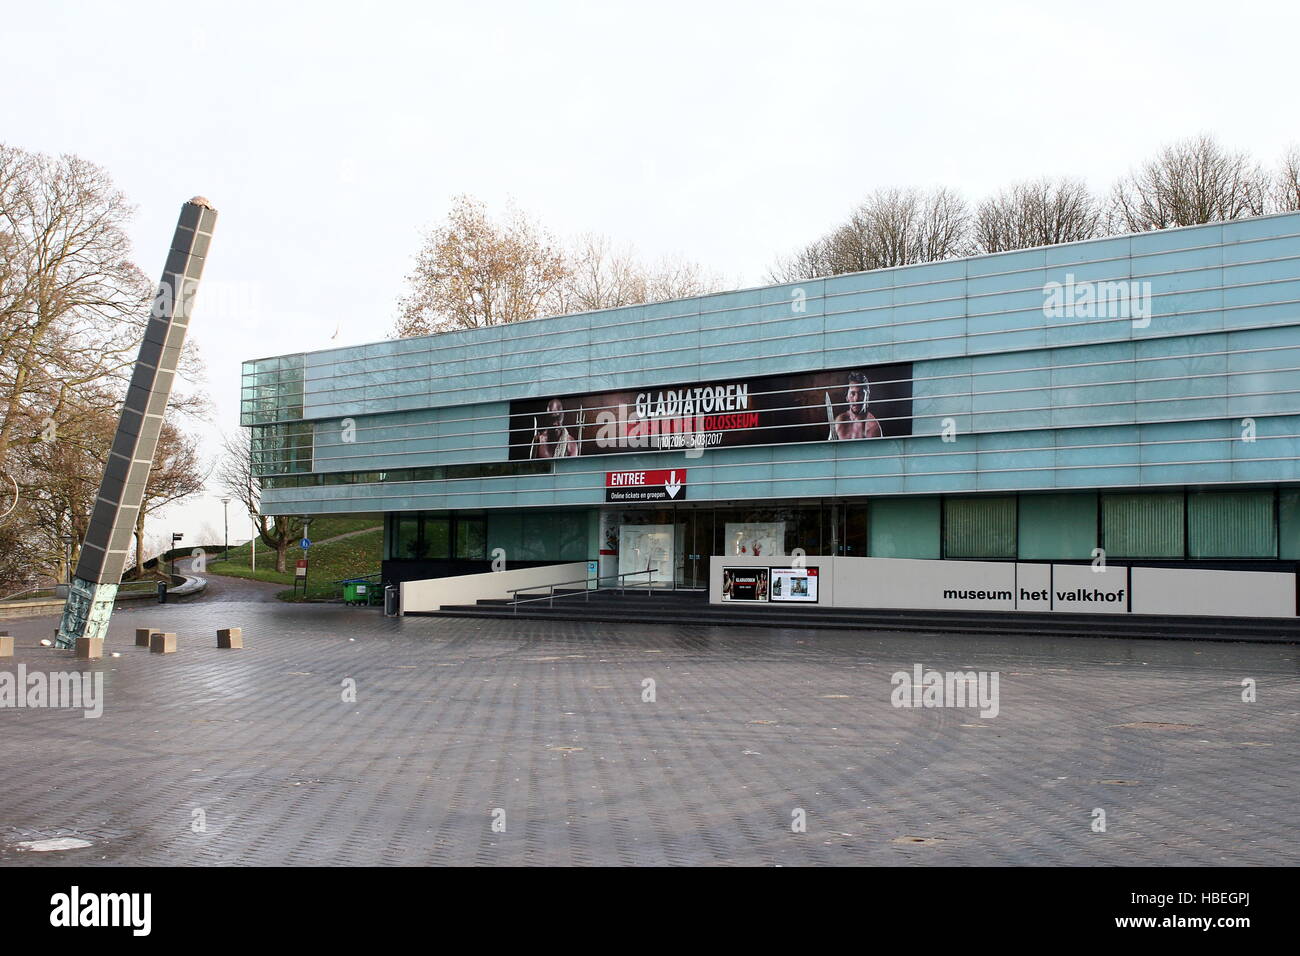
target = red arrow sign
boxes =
[605,469,688,502]
[605,469,687,487]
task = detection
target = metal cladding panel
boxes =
[135,336,165,372]
[134,414,164,456]
[108,428,138,462]
[98,550,129,584]
[107,520,136,555]
[74,540,107,580]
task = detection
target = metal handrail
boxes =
[508,565,663,612]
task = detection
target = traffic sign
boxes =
[300,537,311,550]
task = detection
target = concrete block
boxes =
[136,628,154,647]
[0,635,12,657]
[149,632,177,654]
[75,637,104,659]
[216,627,243,649]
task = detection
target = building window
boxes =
[943,496,1016,559]
[240,354,305,425]
[869,498,940,559]
[1102,492,1184,559]
[423,517,451,559]
[393,515,421,560]
[250,421,313,475]
[1018,493,1097,560]
[455,516,487,560]
[1188,491,1276,559]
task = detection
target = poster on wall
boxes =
[618,525,673,585]
[507,362,913,460]
[770,566,819,603]
[725,522,784,558]
[722,567,769,602]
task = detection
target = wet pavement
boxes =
[1,589,1297,866]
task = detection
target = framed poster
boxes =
[722,567,769,602]
[769,566,819,603]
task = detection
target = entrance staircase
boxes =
[413,587,1300,643]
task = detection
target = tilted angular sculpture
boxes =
[55,198,218,648]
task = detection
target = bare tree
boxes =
[1272,145,1300,213]
[973,177,1102,253]
[393,195,570,336]
[771,187,971,281]
[554,234,647,312]
[554,233,726,312]
[216,429,302,573]
[768,236,839,284]
[0,143,213,595]
[1110,134,1269,232]
[0,144,157,473]
[639,253,725,303]
[910,187,971,264]
[10,388,114,588]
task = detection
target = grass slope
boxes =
[207,520,383,601]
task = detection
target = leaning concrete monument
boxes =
[55,198,218,648]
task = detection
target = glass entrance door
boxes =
[673,507,712,589]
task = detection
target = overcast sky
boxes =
[7,0,1298,545]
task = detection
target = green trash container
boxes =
[341,580,370,605]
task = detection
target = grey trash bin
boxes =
[384,585,398,617]
[157,581,168,604]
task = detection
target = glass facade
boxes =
[242,213,1300,584]
[260,460,550,489]
[250,422,313,476]
[240,354,305,425]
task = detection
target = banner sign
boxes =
[509,362,913,459]
[605,469,687,502]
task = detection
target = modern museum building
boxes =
[242,213,1300,611]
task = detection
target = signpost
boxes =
[605,469,687,503]
[298,519,311,597]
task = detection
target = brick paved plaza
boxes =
[2,578,1297,866]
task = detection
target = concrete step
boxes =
[415,596,1300,643]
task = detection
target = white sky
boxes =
[6,0,1298,547]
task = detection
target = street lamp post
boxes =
[60,533,72,588]
[220,496,230,561]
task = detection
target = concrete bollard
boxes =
[216,627,243,649]
[75,637,104,659]
[149,632,177,654]
[135,628,154,647]
[0,631,11,657]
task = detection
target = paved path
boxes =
[175,558,283,604]
[1,600,1296,866]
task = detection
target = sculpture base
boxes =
[54,577,119,649]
